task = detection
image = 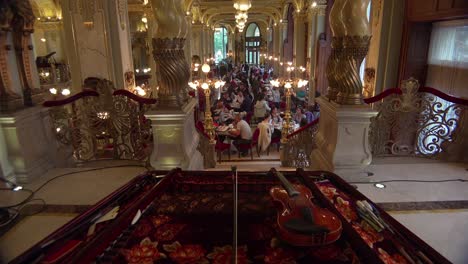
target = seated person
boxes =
[300,117,308,127]
[221,92,233,106]
[218,106,233,125]
[213,100,225,116]
[271,106,282,139]
[232,90,244,109]
[293,107,306,125]
[239,92,253,113]
[257,113,272,153]
[254,95,271,119]
[229,113,253,155]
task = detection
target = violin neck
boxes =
[274,171,300,197]
[231,166,238,264]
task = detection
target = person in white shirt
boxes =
[257,113,272,153]
[229,113,253,155]
[254,95,271,120]
[271,86,281,108]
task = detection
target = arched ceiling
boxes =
[31,0,61,18]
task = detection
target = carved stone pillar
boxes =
[10,0,42,106]
[0,3,22,112]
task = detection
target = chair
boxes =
[215,136,231,162]
[268,136,281,155]
[236,128,260,160]
[244,112,253,125]
[197,121,230,162]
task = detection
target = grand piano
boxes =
[11,169,450,264]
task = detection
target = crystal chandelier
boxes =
[233,0,251,32]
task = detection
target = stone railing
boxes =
[194,107,216,168]
[43,79,156,164]
[281,118,320,168]
[365,78,468,162]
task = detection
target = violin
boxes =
[270,169,342,247]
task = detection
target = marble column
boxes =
[146,14,158,93]
[293,11,307,68]
[279,21,288,77]
[184,15,193,67]
[191,24,204,60]
[61,0,134,92]
[307,5,326,105]
[145,0,203,170]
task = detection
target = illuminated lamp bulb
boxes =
[284,82,292,89]
[61,88,71,96]
[49,88,57,94]
[312,1,317,7]
[201,83,209,90]
[202,64,210,73]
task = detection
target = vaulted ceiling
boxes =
[127,0,322,31]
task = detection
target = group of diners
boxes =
[201,63,320,157]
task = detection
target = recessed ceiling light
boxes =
[374,183,386,189]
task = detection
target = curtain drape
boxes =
[426,20,468,98]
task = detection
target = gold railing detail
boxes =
[281,119,319,168]
[45,79,156,164]
[368,78,468,161]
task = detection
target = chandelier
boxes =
[233,0,251,11]
[233,0,251,32]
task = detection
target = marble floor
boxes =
[0,160,467,263]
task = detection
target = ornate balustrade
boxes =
[43,79,156,164]
[193,107,216,168]
[366,78,468,162]
[281,118,320,168]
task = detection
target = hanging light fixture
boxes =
[234,0,251,32]
[233,0,251,12]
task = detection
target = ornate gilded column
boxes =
[151,0,190,109]
[10,0,43,106]
[311,0,377,180]
[0,2,22,111]
[145,0,203,170]
[335,0,371,105]
[326,0,346,101]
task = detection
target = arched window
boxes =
[245,23,261,65]
[214,27,228,62]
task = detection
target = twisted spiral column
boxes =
[151,0,190,109]
[336,35,371,105]
[326,37,343,101]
